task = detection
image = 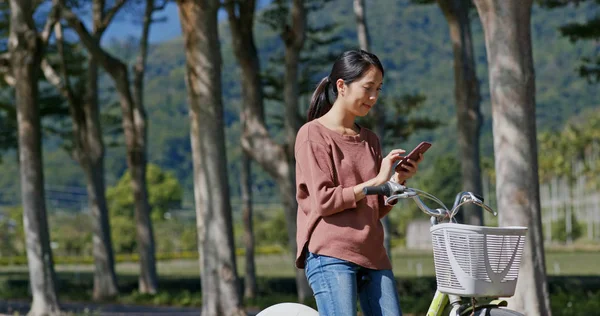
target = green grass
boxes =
[2,248,598,278]
[1,249,600,315]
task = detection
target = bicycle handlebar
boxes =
[363,181,497,220]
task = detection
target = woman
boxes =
[295,50,422,316]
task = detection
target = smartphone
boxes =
[395,141,431,172]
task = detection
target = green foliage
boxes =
[105,164,183,254]
[110,214,138,254]
[416,154,463,207]
[551,210,584,243]
[253,209,289,247]
[538,108,600,184]
[106,163,183,221]
[154,219,197,253]
[0,206,24,257]
[387,154,462,243]
[49,212,93,256]
[540,0,600,82]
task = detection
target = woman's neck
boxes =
[321,101,356,130]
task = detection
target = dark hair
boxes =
[307,50,384,122]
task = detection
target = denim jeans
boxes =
[305,252,402,316]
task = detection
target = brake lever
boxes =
[462,193,498,216]
[387,181,407,195]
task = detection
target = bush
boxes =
[106,164,183,221]
[551,210,583,243]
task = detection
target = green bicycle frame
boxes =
[426,290,449,316]
[426,289,510,316]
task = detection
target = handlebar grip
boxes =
[363,184,391,196]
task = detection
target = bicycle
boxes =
[361,180,527,316]
[258,181,527,316]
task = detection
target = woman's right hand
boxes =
[375,149,406,185]
[353,148,406,201]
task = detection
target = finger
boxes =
[416,153,424,163]
[402,163,417,173]
[403,159,417,169]
[387,149,406,157]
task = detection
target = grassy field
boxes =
[1,249,599,315]
[1,248,599,278]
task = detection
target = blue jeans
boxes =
[305,252,402,316]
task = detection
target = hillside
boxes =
[0,0,598,206]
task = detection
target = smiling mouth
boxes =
[362,103,373,109]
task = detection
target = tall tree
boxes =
[436,0,483,226]
[353,0,394,259]
[176,1,246,315]
[42,0,130,299]
[240,151,256,299]
[41,18,120,299]
[473,0,551,314]
[133,0,167,145]
[58,0,159,294]
[225,0,311,302]
[8,0,62,314]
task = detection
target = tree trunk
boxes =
[177,1,246,315]
[132,0,157,295]
[9,0,61,314]
[282,0,312,301]
[353,0,370,51]
[353,0,392,260]
[473,1,551,314]
[44,19,119,300]
[60,2,159,294]
[79,16,120,300]
[437,0,484,226]
[225,0,311,302]
[241,153,257,299]
[84,56,119,300]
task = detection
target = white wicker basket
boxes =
[430,223,527,297]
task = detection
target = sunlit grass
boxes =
[2,248,598,277]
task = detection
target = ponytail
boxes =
[307,76,334,122]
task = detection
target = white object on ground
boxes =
[256,303,319,316]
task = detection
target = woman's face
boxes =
[337,66,383,117]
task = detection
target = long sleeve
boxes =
[296,140,357,217]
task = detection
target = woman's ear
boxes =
[336,78,345,97]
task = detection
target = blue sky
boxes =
[102,0,272,44]
[102,2,182,44]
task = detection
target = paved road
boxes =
[0,300,260,315]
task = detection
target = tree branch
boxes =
[99,0,128,33]
[40,59,68,98]
[0,53,15,87]
[40,0,61,49]
[58,1,121,72]
[154,0,168,11]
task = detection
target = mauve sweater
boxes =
[295,120,394,270]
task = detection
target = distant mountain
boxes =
[1,0,597,206]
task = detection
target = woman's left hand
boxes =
[393,153,423,183]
